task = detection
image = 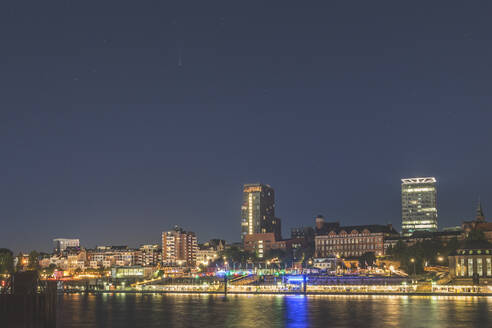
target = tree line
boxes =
[0,249,45,275]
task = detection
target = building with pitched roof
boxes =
[462,200,492,243]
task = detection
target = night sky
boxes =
[1,2,492,253]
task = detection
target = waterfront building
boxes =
[111,266,154,279]
[241,183,281,241]
[401,177,438,236]
[196,247,218,266]
[162,226,198,266]
[449,241,492,284]
[315,219,399,258]
[45,248,87,271]
[45,254,66,269]
[87,246,138,269]
[137,245,162,267]
[53,238,80,253]
[66,249,87,271]
[243,233,291,258]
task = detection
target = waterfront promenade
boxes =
[64,283,492,297]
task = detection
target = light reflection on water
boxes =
[285,295,308,328]
[58,293,492,328]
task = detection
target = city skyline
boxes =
[7,177,489,253]
[3,2,492,327]
[1,2,492,253]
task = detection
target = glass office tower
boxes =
[401,177,438,236]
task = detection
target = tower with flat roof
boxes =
[241,183,280,241]
[401,177,438,236]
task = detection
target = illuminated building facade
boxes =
[449,244,492,284]
[315,223,398,258]
[243,233,290,258]
[401,177,438,236]
[87,246,138,268]
[138,244,162,267]
[53,238,80,253]
[196,248,218,265]
[111,266,154,279]
[162,226,198,266]
[241,183,281,241]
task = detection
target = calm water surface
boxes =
[58,293,492,328]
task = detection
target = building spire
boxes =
[476,197,485,221]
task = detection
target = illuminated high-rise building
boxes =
[401,177,438,236]
[161,226,197,266]
[241,183,281,241]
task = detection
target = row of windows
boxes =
[456,257,492,277]
[316,237,382,245]
[318,251,380,257]
[320,232,380,237]
[319,244,382,251]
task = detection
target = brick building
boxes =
[315,218,398,258]
[162,226,198,266]
[462,201,492,243]
[138,244,162,267]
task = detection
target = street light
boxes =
[410,258,416,276]
[388,265,395,277]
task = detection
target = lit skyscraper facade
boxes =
[401,177,438,236]
[241,183,281,241]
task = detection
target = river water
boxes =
[58,293,492,327]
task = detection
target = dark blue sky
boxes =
[1,2,491,252]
